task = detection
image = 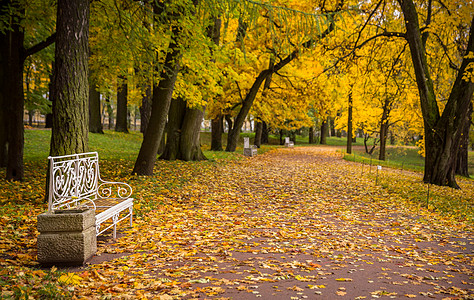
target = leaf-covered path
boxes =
[75,147,472,299]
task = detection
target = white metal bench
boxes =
[284,137,294,147]
[47,152,133,239]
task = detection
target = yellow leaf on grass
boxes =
[58,273,82,285]
[405,295,417,298]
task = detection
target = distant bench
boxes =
[285,137,294,147]
[47,152,133,239]
[243,137,257,157]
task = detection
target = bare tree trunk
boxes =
[160,97,186,160]
[0,19,8,168]
[400,0,474,188]
[456,102,472,177]
[309,126,314,144]
[346,92,353,154]
[261,121,269,144]
[140,84,152,134]
[89,84,103,133]
[378,98,390,161]
[320,120,328,145]
[4,5,25,180]
[115,79,129,133]
[179,106,206,161]
[132,23,181,175]
[211,115,224,151]
[50,0,90,156]
[254,120,263,148]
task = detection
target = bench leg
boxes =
[129,207,133,227]
[113,214,118,239]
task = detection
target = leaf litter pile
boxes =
[1,147,473,299]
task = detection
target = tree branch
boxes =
[431,31,460,71]
[23,33,56,60]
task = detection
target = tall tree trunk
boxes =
[320,120,328,145]
[346,92,353,154]
[456,102,472,177]
[211,115,224,151]
[179,106,206,161]
[0,17,8,168]
[329,117,336,137]
[378,98,390,161]
[261,121,269,144]
[4,7,25,180]
[45,67,54,129]
[160,97,206,161]
[106,97,114,129]
[309,126,314,144]
[1,1,55,179]
[254,120,263,148]
[400,0,474,188]
[160,97,187,160]
[50,0,90,157]
[132,24,181,175]
[89,84,103,133]
[116,79,129,133]
[140,84,152,134]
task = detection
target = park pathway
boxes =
[79,146,473,299]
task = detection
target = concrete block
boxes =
[37,209,97,266]
[37,209,95,232]
[244,147,257,157]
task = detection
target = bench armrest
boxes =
[97,181,133,199]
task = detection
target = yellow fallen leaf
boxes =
[405,295,417,298]
[337,291,347,296]
[336,278,353,282]
[58,273,82,285]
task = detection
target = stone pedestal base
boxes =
[37,209,97,266]
[244,147,257,157]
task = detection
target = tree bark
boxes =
[160,96,206,161]
[254,120,263,148]
[320,120,328,145]
[105,96,114,129]
[132,24,181,175]
[0,17,8,168]
[50,0,90,157]
[261,121,269,144]
[378,98,390,161]
[400,0,474,188]
[3,4,25,180]
[115,79,129,133]
[456,102,472,177]
[179,106,206,161]
[329,117,336,137]
[140,84,152,134]
[89,84,103,133]
[346,92,353,154]
[160,97,187,160]
[211,115,224,151]
[309,126,314,144]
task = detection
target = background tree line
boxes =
[0,0,473,189]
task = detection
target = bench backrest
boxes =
[48,152,100,212]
